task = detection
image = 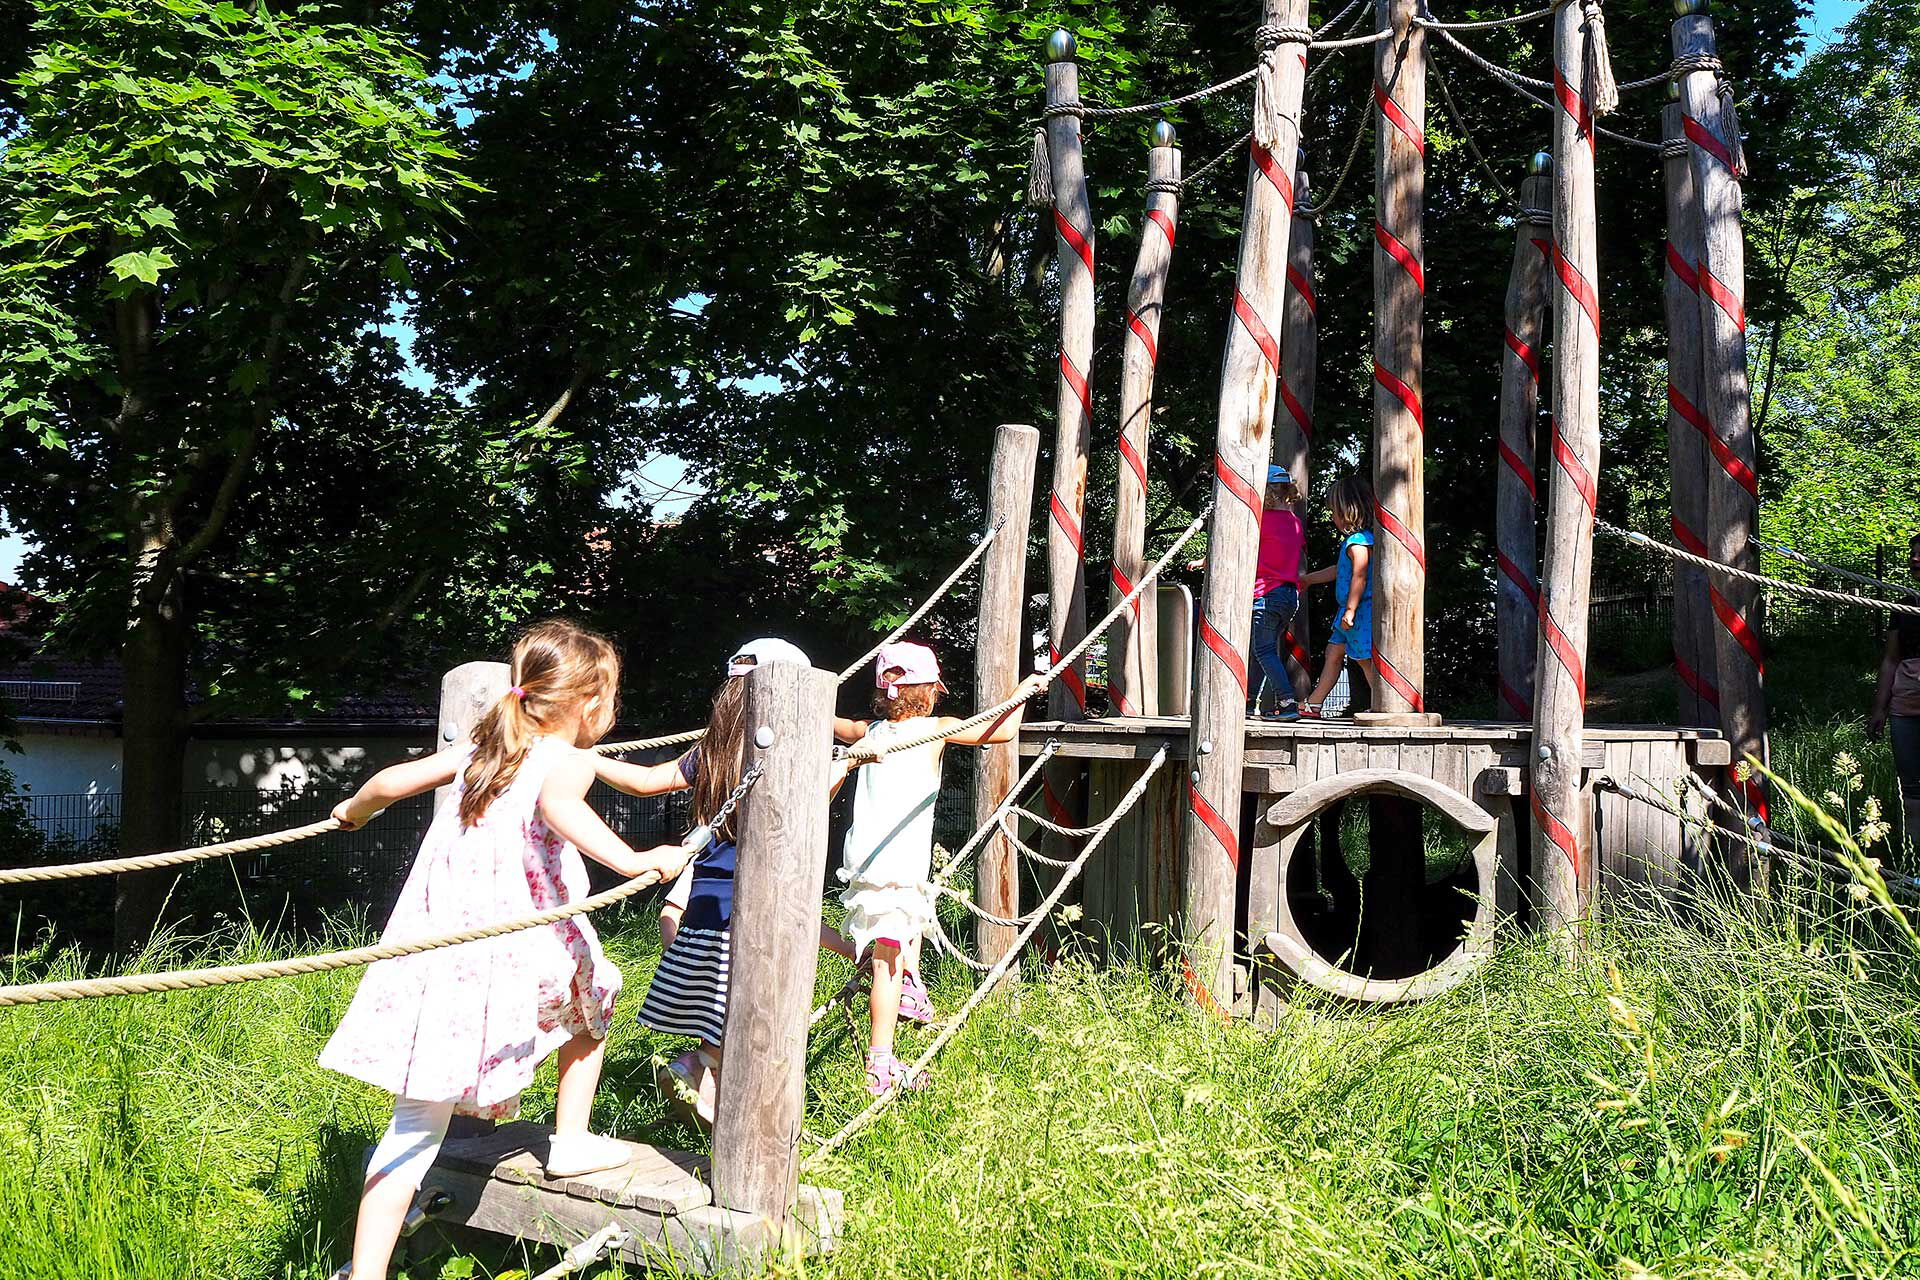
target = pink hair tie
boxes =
[509,686,527,701]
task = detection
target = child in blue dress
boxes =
[1300,474,1379,718]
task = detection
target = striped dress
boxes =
[637,749,732,1044]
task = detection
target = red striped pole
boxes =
[1530,0,1603,932]
[1661,88,1718,730]
[1109,122,1181,719]
[1367,0,1434,723]
[1183,0,1310,1010]
[1042,29,1094,725]
[1277,160,1317,700]
[1495,157,1553,722]
[1674,0,1767,850]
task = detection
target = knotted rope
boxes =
[1596,521,1920,618]
[802,747,1169,1169]
[0,769,760,1007]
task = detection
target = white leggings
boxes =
[365,1097,456,1192]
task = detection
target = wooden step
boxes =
[436,1120,711,1215]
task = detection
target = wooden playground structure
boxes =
[0,1,1788,1273]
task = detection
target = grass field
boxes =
[1,649,1915,1279]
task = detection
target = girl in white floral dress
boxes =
[321,620,694,1279]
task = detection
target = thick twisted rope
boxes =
[837,520,1003,682]
[842,507,1211,764]
[802,747,1169,1169]
[1417,4,1556,30]
[1750,536,1920,602]
[933,741,1059,883]
[1299,83,1376,218]
[1597,520,1920,618]
[999,817,1076,867]
[1182,130,1256,192]
[1423,24,1661,150]
[0,818,343,886]
[1430,56,1518,207]
[1617,50,1726,95]
[1007,806,1104,840]
[1315,0,1370,37]
[0,769,761,1007]
[593,726,708,757]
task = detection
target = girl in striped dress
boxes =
[595,638,850,1126]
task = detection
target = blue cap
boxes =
[1267,465,1293,486]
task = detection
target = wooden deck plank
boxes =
[436,1122,711,1216]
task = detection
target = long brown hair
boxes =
[690,676,748,834]
[459,620,619,828]
[1327,474,1376,534]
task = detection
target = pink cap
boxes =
[874,642,945,700]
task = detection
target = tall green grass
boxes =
[3,866,1918,1279]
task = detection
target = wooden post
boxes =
[1183,0,1310,1009]
[1277,161,1317,700]
[1108,123,1181,719]
[1495,159,1553,723]
[712,662,835,1228]
[1662,88,1718,730]
[1675,0,1767,844]
[1529,0,1603,932]
[1364,0,1436,724]
[1042,29,1094,721]
[434,661,508,818]
[974,423,1040,965]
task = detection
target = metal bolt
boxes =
[1200,739,1214,755]
[442,727,456,743]
[1748,814,1764,830]
[1673,0,1710,16]
[1046,28,1076,62]
[1191,770,1202,784]
[1151,120,1177,149]
[1538,744,1553,761]
[1528,151,1552,177]
[754,726,776,749]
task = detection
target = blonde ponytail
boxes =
[457,620,621,828]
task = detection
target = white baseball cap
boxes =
[726,637,811,677]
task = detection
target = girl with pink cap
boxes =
[833,642,1046,1095]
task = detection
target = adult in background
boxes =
[1868,532,1920,852]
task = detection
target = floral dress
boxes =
[319,737,620,1119]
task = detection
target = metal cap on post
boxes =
[711,661,836,1236]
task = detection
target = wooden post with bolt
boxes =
[1183,0,1310,1010]
[1528,0,1603,931]
[712,661,836,1230]
[1108,122,1181,719]
[974,423,1040,965]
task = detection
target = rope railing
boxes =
[1007,805,1104,840]
[997,817,1076,867]
[842,506,1211,765]
[1597,520,1920,618]
[1417,4,1555,30]
[1300,82,1380,219]
[0,817,343,886]
[802,746,1169,1169]
[1423,24,1662,151]
[0,769,761,1007]
[1750,535,1920,602]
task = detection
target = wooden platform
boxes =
[415,1122,843,1273]
[1019,716,1728,1010]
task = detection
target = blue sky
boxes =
[0,0,1872,583]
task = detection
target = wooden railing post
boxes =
[1675,0,1767,852]
[1529,0,1603,931]
[1662,86,1717,730]
[1366,0,1435,724]
[1495,158,1552,723]
[1108,122,1181,719]
[1183,0,1310,1009]
[974,423,1040,965]
[433,661,508,818]
[1277,159,1317,700]
[711,661,835,1229]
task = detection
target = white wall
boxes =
[6,732,121,800]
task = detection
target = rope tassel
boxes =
[1718,78,1747,177]
[1580,0,1619,116]
[1028,126,1054,208]
[1254,51,1284,148]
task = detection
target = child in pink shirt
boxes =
[1250,466,1306,720]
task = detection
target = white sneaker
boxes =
[545,1132,634,1178]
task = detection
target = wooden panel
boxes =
[1244,764,1298,793]
[1157,585,1193,716]
[1142,765,1185,931]
[1467,744,1521,921]
[1246,797,1283,1027]
[437,1123,710,1216]
[1267,767,1498,835]
[1401,742,1436,784]
[1081,761,1115,942]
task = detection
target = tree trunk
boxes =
[115,525,190,951]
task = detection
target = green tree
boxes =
[0,0,476,941]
